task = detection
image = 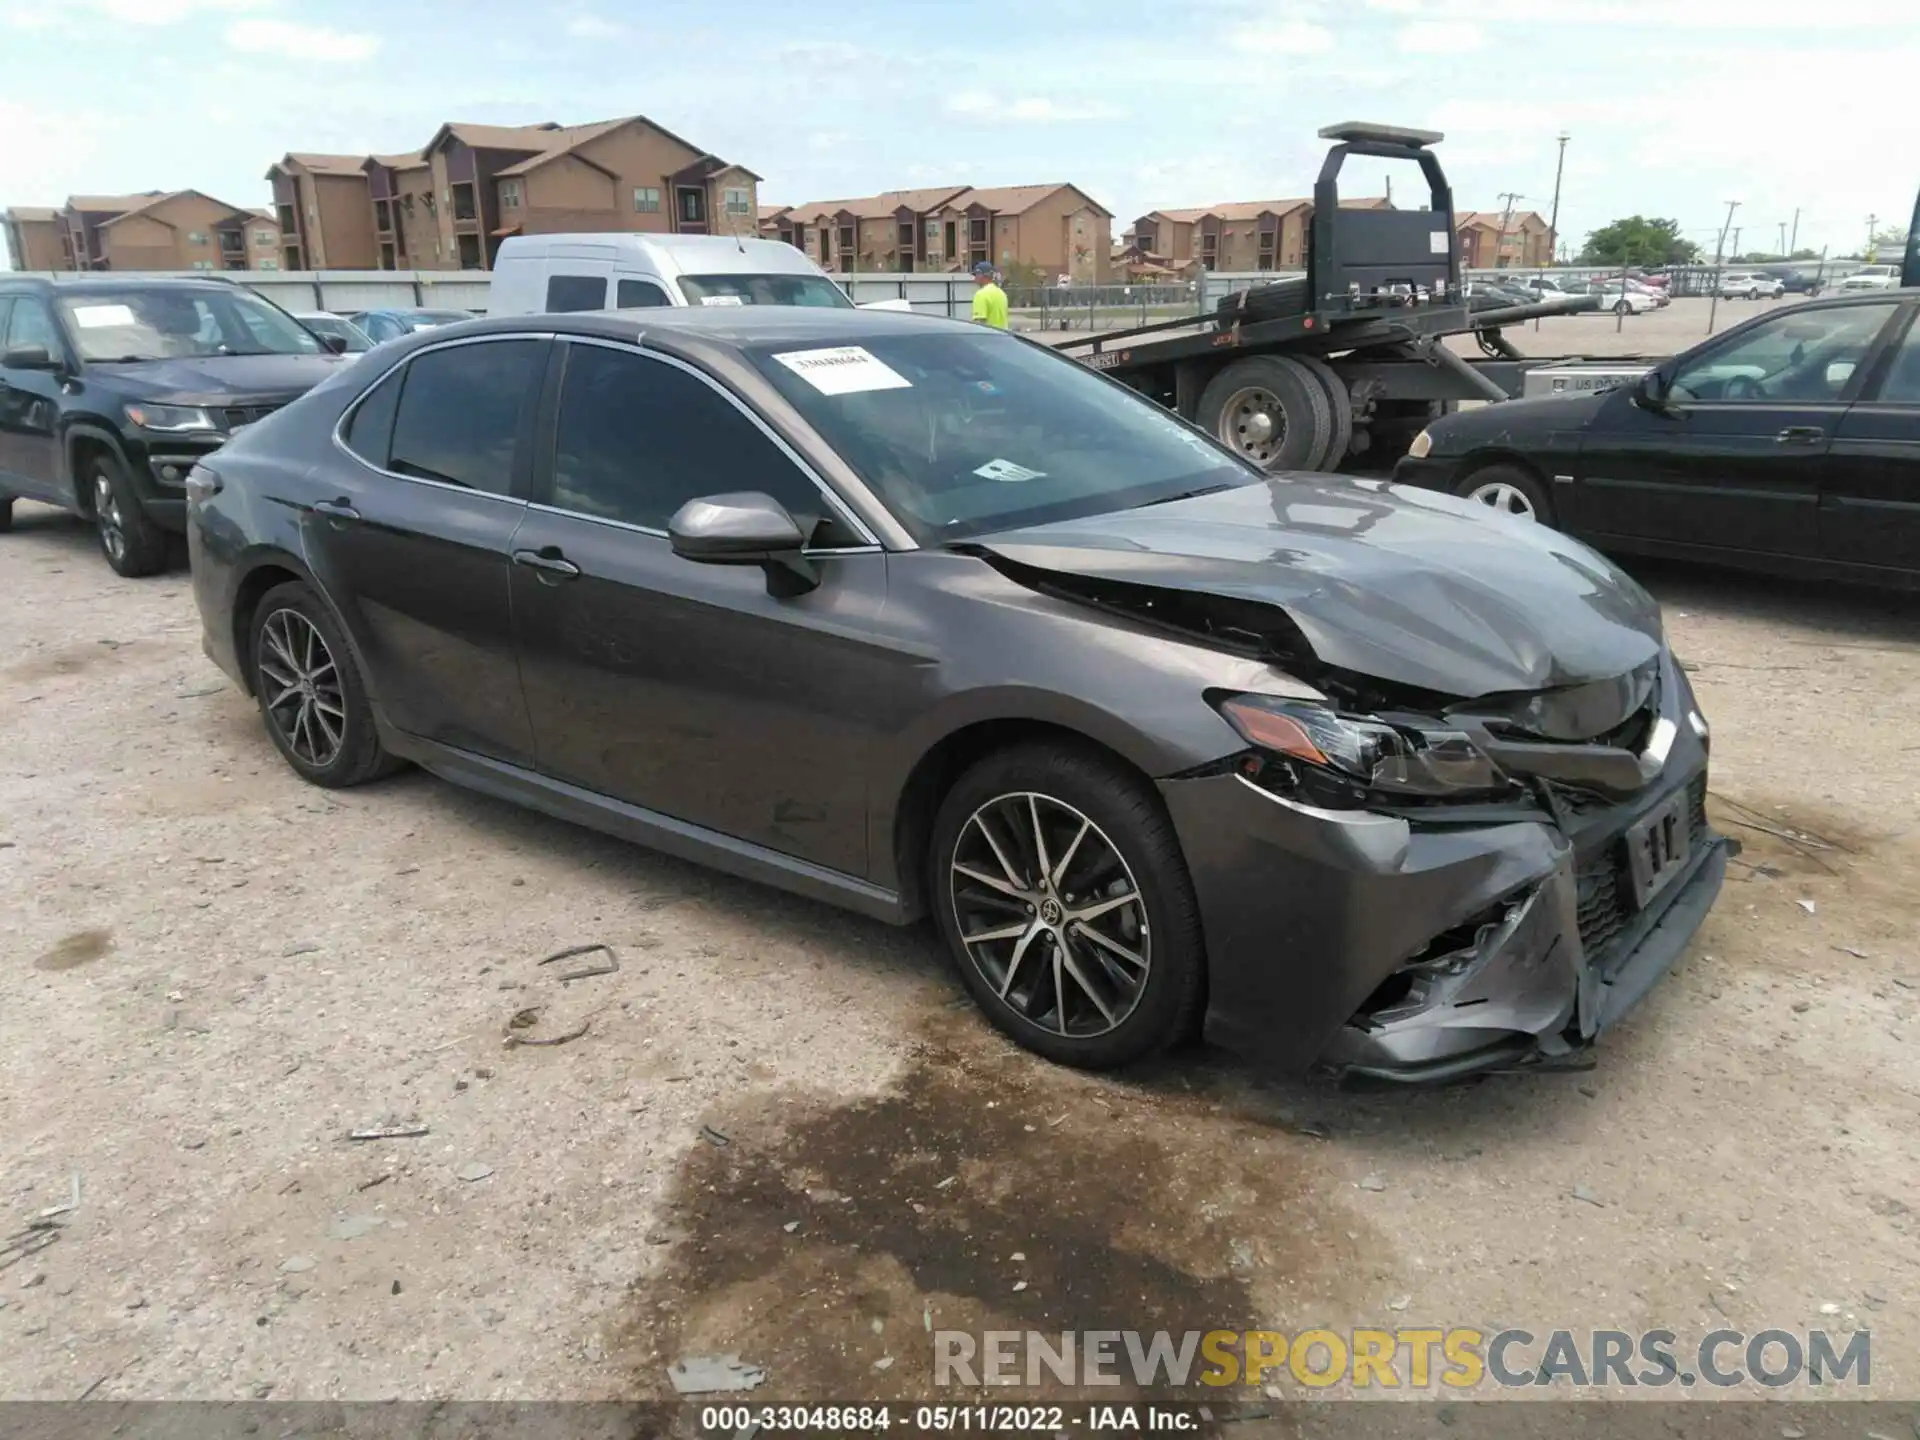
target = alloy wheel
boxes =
[1220,386,1286,465]
[258,608,347,768]
[949,792,1151,1038]
[94,474,126,564]
[1467,480,1538,521]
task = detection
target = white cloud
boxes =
[945,92,1123,123]
[563,12,624,39]
[1227,19,1336,55]
[91,0,261,22]
[1398,20,1482,52]
[225,17,379,61]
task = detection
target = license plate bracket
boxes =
[1625,790,1692,909]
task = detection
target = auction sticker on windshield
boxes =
[699,295,745,307]
[773,345,913,396]
[975,458,1046,482]
[71,304,138,328]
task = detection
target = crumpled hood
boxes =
[972,474,1663,698]
[1427,388,1607,451]
[86,352,347,407]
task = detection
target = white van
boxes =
[488,233,877,316]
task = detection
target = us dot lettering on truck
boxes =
[973,458,1047,483]
[71,304,138,328]
[772,346,913,396]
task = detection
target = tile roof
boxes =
[946,182,1111,217]
[66,192,164,213]
[782,185,969,225]
[5,206,61,222]
[284,153,372,177]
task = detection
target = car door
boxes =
[509,336,892,876]
[1575,300,1905,558]
[0,296,69,502]
[309,335,547,766]
[1822,303,1920,574]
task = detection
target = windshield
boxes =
[749,329,1258,543]
[408,310,472,327]
[58,287,324,362]
[679,273,852,309]
[302,315,372,352]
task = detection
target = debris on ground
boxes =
[1293,1120,1332,1140]
[455,1162,495,1183]
[667,1354,767,1394]
[872,1355,894,1371]
[1571,1185,1605,1207]
[1833,945,1869,959]
[700,1126,731,1148]
[538,943,620,983]
[346,1124,429,1142]
[502,1006,592,1048]
[1795,899,1817,915]
[279,1255,316,1274]
[1358,1174,1388,1192]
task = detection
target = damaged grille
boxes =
[1574,775,1710,962]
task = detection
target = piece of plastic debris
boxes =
[873,1355,894,1371]
[539,942,620,984]
[668,1354,767,1394]
[1010,1252,1026,1262]
[782,1221,800,1234]
[1571,1185,1604,1207]
[1387,1295,1411,1312]
[1833,945,1869,959]
[923,1302,932,1332]
[1817,1302,1840,1315]
[934,1176,957,1190]
[455,1162,495,1183]
[870,1318,884,1335]
[1796,899,1816,915]
[36,1173,82,1222]
[1358,1174,1388,1192]
[701,1126,731,1148]
[503,1007,591,1047]
[1012,1280,1028,1292]
[347,1125,429,1142]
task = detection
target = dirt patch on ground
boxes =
[32,928,114,972]
[618,1028,1373,1401]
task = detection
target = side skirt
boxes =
[382,730,913,926]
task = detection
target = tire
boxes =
[1614,300,1631,316]
[0,496,13,533]
[1293,355,1353,471]
[248,581,400,788]
[1454,462,1555,526]
[87,452,168,577]
[930,743,1206,1070]
[1196,355,1331,472]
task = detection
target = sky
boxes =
[3,0,1917,270]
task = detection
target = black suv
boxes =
[0,276,348,575]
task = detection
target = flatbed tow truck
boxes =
[1057,122,1665,472]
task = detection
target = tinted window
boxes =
[546,276,607,312]
[1672,302,1900,403]
[549,343,826,532]
[0,299,13,345]
[343,365,405,466]
[678,274,851,309]
[388,339,543,496]
[1875,319,1920,405]
[6,297,60,352]
[615,279,669,309]
[55,287,321,361]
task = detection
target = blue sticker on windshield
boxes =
[973,380,1001,395]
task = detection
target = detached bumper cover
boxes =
[1160,725,1723,1079]
[1390,454,1464,495]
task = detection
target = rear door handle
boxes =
[311,497,361,523]
[512,547,582,580]
[1775,426,1824,444]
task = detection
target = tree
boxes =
[1580,216,1700,266]
[1872,225,1911,250]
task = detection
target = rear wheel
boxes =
[930,744,1205,1070]
[0,496,13,533]
[1455,462,1554,526]
[1614,299,1632,316]
[249,581,400,788]
[1196,355,1332,472]
[1293,355,1353,470]
[89,453,168,577]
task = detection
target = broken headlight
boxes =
[1215,693,1515,807]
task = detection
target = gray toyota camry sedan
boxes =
[185,306,1726,1081]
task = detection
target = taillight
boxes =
[184,465,223,503]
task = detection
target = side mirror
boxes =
[319,333,349,355]
[1631,368,1671,411]
[2,343,58,371]
[669,491,819,596]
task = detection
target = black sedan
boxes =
[1395,292,1920,587]
[186,307,1725,1082]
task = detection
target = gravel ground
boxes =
[2,499,1916,1408]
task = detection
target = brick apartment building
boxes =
[1125,196,1394,275]
[763,182,1112,280]
[1455,209,1555,268]
[5,193,280,272]
[269,114,759,273]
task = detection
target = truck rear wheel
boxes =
[1197,356,1331,472]
[1293,356,1354,470]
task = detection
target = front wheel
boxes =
[249,582,400,788]
[1456,462,1554,526]
[0,495,13,533]
[930,745,1206,1070]
[89,454,168,577]
[1614,300,1631,316]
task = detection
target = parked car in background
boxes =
[1587,282,1660,314]
[185,305,1725,1082]
[296,312,373,354]
[1840,265,1900,292]
[349,308,476,344]
[1773,269,1825,295]
[0,275,346,574]
[487,233,856,315]
[1719,272,1784,300]
[1394,291,1920,587]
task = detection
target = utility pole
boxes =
[1865,214,1878,259]
[1546,131,1570,268]
[1731,226,1742,260]
[1709,199,1740,334]
[1777,221,1786,256]
[1496,191,1523,270]
[1789,208,1800,255]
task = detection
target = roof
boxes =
[401,305,970,356]
[369,150,426,170]
[5,206,61,223]
[96,189,252,229]
[758,204,792,222]
[282,153,371,177]
[250,208,277,222]
[492,117,631,176]
[1142,195,1394,226]
[1458,210,1549,230]
[946,183,1112,218]
[782,185,970,226]
[66,192,164,213]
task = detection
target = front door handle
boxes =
[512,547,582,580]
[311,497,361,523]
[1775,426,1824,444]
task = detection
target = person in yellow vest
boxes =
[970,260,1009,329]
